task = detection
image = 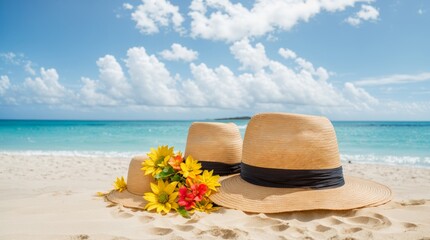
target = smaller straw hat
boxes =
[185,122,242,176]
[106,156,154,209]
[210,113,392,213]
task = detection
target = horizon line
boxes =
[1,118,429,122]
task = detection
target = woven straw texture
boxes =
[106,156,154,209]
[210,112,392,213]
[185,122,242,165]
[243,113,340,169]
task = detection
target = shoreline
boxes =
[1,151,429,169]
[1,154,429,239]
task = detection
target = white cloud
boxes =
[0,52,37,76]
[343,82,378,109]
[4,44,382,116]
[24,68,70,104]
[0,52,20,65]
[74,43,377,111]
[0,75,11,96]
[279,48,297,60]
[279,48,330,82]
[355,72,430,86]
[125,47,181,106]
[189,0,362,42]
[295,57,330,82]
[181,40,364,109]
[131,0,184,34]
[345,17,360,26]
[1,41,385,121]
[96,55,131,98]
[73,43,359,110]
[261,60,343,106]
[77,47,182,107]
[346,4,379,26]
[385,101,430,115]
[24,61,36,75]
[184,63,250,108]
[357,5,379,20]
[324,100,430,121]
[230,38,269,71]
[123,3,134,10]
[159,43,198,62]
[418,9,424,15]
[79,77,118,107]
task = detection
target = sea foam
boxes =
[0,150,141,158]
[341,154,430,167]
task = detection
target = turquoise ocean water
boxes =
[0,120,429,167]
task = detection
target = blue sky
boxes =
[0,0,429,120]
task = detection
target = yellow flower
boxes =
[194,197,219,213]
[180,155,202,179]
[143,180,179,214]
[96,192,107,197]
[142,145,174,176]
[113,176,127,192]
[197,170,221,195]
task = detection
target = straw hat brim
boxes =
[210,175,392,213]
[106,190,147,210]
[219,173,239,182]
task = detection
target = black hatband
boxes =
[240,162,344,189]
[200,161,241,176]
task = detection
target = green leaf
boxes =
[155,166,175,180]
[177,207,191,218]
[170,174,182,182]
[163,166,175,173]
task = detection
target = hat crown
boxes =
[127,157,153,195]
[243,113,340,170]
[185,122,242,164]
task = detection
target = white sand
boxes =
[0,153,429,240]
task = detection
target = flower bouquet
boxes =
[140,145,221,217]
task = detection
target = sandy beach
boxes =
[0,153,429,240]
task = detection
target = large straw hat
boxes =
[185,122,242,176]
[210,113,392,213]
[106,156,153,209]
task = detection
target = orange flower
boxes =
[168,152,183,170]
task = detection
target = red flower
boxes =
[178,183,208,210]
[178,186,195,210]
[190,183,207,201]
